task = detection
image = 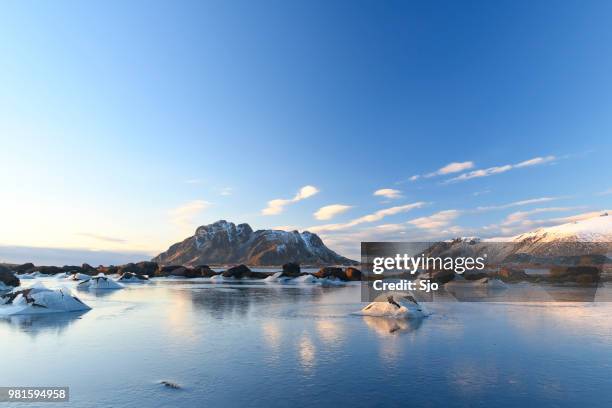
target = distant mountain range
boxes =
[424,212,612,265]
[153,220,357,266]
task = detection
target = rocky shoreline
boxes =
[0,261,363,290]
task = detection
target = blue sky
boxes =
[0,0,611,263]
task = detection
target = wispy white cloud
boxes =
[314,204,352,221]
[408,210,462,229]
[373,188,402,199]
[447,155,556,182]
[476,196,561,211]
[501,206,584,226]
[407,161,474,182]
[169,200,212,230]
[262,185,319,215]
[309,202,426,233]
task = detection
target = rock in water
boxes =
[281,262,301,277]
[344,267,362,281]
[222,264,254,279]
[152,220,356,266]
[0,266,20,289]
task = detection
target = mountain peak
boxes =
[154,221,356,266]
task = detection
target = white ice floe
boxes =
[117,273,149,283]
[17,273,36,280]
[54,272,72,280]
[77,274,123,290]
[0,284,91,316]
[71,273,91,282]
[210,274,226,283]
[356,295,426,318]
[264,272,284,282]
[294,274,317,284]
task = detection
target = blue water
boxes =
[2,279,612,408]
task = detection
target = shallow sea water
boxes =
[2,278,612,408]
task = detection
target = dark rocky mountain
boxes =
[152,220,357,266]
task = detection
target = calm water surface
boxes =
[2,278,612,408]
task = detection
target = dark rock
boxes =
[314,267,346,280]
[62,265,85,273]
[281,262,301,277]
[0,265,20,288]
[156,265,184,277]
[169,267,200,278]
[496,267,528,281]
[430,269,455,284]
[34,266,64,275]
[82,263,96,272]
[194,265,216,277]
[98,265,119,275]
[13,263,35,273]
[118,261,158,276]
[344,267,362,281]
[222,264,253,279]
[463,271,488,281]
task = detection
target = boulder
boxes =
[82,263,97,273]
[430,269,455,284]
[118,261,158,276]
[62,265,85,273]
[13,263,35,273]
[314,267,346,280]
[156,265,184,277]
[0,265,20,288]
[222,264,253,279]
[169,267,201,278]
[194,265,216,277]
[97,265,119,275]
[34,266,64,275]
[497,267,528,281]
[281,262,301,278]
[344,267,362,281]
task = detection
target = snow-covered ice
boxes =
[356,295,426,318]
[0,284,91,316]
[78,274,123,290]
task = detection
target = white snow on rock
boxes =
[77,274,123,290]
[0,284,91,316]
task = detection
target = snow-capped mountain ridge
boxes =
[154,220,356,266]
[512,211,612,243]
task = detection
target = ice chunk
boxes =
[0,285,91,316]
[356,295,425,318]
[77,274,123,290]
